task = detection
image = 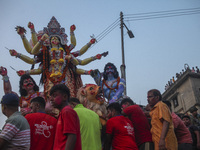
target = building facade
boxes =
[162,68,200,114]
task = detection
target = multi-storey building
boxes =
[162,68,200,114]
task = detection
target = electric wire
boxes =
[124,10,200,22]
[90,22,120,48]
[96,22,120,42]
[124,7,200,17]
[92,7,200,47]
[95,18,120,40]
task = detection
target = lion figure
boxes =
[77,84,107,125]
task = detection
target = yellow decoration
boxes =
[50,59,56,64]
[50,73,56,78]
[58,59,64,63]
[56,72,62,77]
[51,48,57,51]
[59,47,64,51]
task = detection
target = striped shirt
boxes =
[0,111,30,150]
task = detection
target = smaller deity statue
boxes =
[91,62,125,104]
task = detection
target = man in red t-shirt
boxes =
[121,98,154,150]
[163,100,193,150]
[50,84,82,150]
[25,96,57,150]
[104,102,138,150]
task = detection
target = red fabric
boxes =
[53,106,81,150]
[25,113,57,150]
[106,116,138,150]
[172,112,193,144]
[123,105,152,146]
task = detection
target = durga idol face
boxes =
[51,36,60,46]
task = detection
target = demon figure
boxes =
[91,62,125,104]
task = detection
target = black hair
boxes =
[19,74,39,96]
[69,97,80,104]
[182,115,191,120]
[148,89,162,101]
[162,100,171,109]
[30,96,46,109]
[121,98,134,107]
[107,102,122,113]
[103,62,119,80]
[50,84,70,99]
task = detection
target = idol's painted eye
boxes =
[90,87,93,90]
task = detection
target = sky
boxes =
[0,0,200,128]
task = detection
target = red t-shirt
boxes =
[123,105,152,146]
[106,116,138,150]
[53,106,82,150]
[172,112,193,144]
[25,112,57,150]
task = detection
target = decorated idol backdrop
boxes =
[8,16,109,99]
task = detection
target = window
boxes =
[173,96,179,108]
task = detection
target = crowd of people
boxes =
[165,65,200,91]
[1,79,200,150]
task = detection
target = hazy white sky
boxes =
[0,0,200,128]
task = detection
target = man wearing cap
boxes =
[189,106,200,127]
[0,93,30,150]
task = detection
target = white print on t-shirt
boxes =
[124,123,134,135]
[34,121,53,138]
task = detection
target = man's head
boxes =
[147,89,162,107]
[121,98,134,110]
[30,97,46,113]
[68,97,80,109]
[189,106,198,117]
[1,93,19,116]
[182,115,191,127]
[19,74,39,96]
[107,102,121,119]
[50,84,70,109]
[103,62,119,80]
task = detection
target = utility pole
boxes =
[120,11,134,96]
[120,11,127,95]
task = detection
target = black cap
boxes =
[189,106,198,113]
[1,93,19,106]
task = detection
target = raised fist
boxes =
[87,69,93,75]
[28,22,34,29]
[70,25,76,32]
[90,38,96,44]
[15,26,26,35]
[41,34,49,42]
[0,66,7,76]
[9,49,18,57]
[17,70,26,76]
[95,54,102,59]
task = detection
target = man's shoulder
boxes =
[75,107,99,117]
[7,112,29,130]
[26,113,56,120]
[8,112,23,121]
[108,116,125,122]
[61,106,78,116]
